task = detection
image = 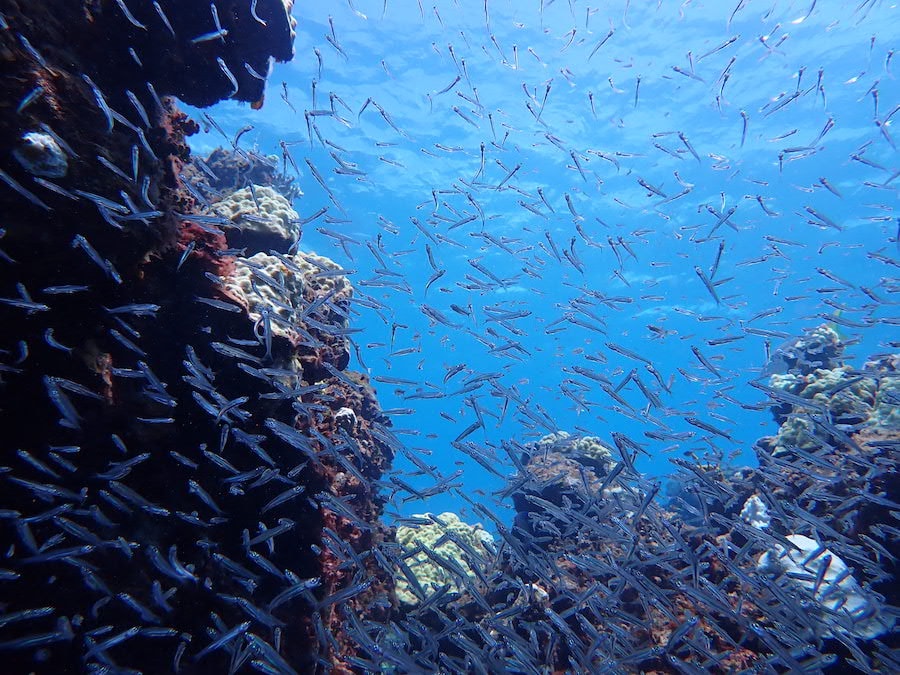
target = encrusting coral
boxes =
[766,351,900,454]
[766,323,845,375]
[863,354,900,428]
[188,147,303,201]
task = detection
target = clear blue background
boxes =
[188,0,898,528]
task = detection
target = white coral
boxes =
[13,131,68,178]
[213,184,299,251]
[739,494,771,529]
[335,407,357,432]
[758,534,892,640]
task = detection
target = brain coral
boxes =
[213,184,301,252]
[394,512,494,606]
[224,250,352,346]
[534,430,614,473]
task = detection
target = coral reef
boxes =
[0,2,896,673]
[0,3,394,673]
[769,413,818,456]
[223,249,353,377]
[191,146,303,201]
[393,512,494,606]
[358,326,898,673]
[864,353,900,427]
[770,366,877,424]
[764,325,898,464]
[532,430,614,473]
[78,0,297,108]
[213,183,302,253]
[765,323,845,375]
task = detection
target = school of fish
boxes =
[0,0,897,673]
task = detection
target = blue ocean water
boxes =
[188,0,897,525]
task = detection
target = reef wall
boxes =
[0,2,394,672]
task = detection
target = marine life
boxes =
[0,1,897,673]
[12,131,68,178]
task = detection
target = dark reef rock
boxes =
[0,2,395,673]
[79,0,297,108]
